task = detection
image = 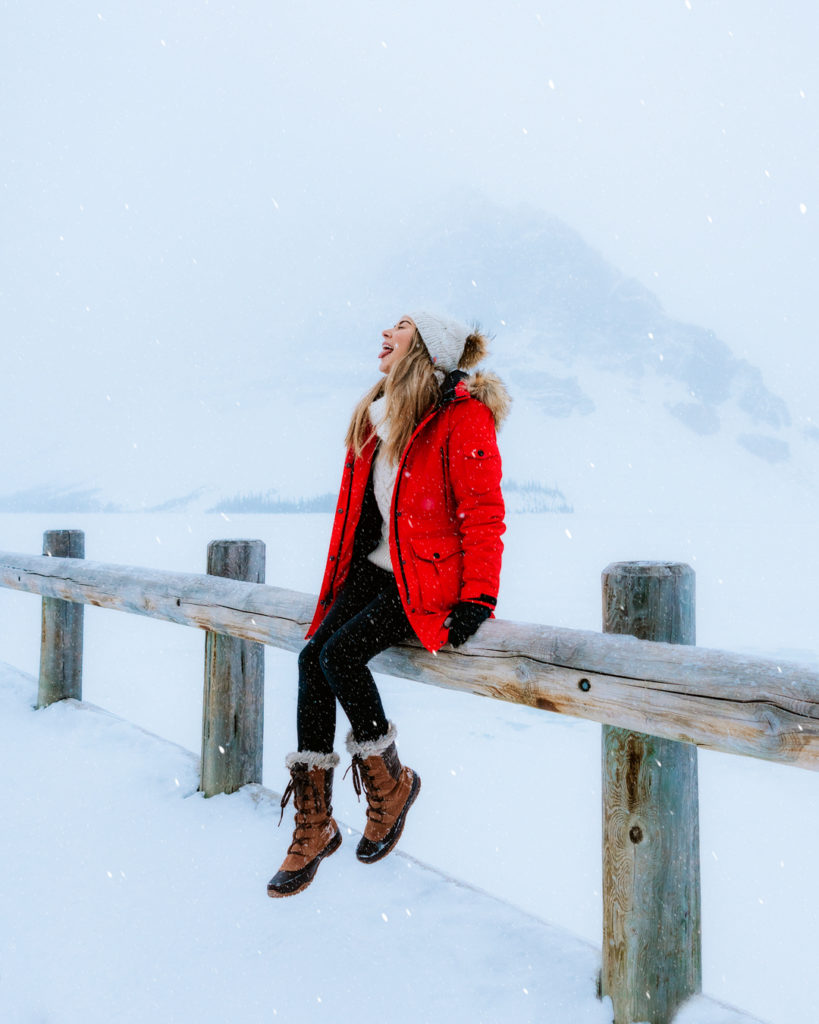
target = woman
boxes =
[267,312,509,898]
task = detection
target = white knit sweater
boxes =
[366,397,398,573]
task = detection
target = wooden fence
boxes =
[2,529,818,1024]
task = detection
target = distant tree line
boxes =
[503,480,573,514]
[208,492,337,514]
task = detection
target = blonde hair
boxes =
[344,329,441,462]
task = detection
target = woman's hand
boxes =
[445,601,491,647]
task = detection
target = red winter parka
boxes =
[306,371,510,652]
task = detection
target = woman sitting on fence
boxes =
[267,312,509,897]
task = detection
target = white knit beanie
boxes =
[409,311,470,373]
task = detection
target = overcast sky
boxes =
[2,0,817,492]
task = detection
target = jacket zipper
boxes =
[392,447,412,605]
[392,388,468,610]
[439,445,450,517]
[391,399,454,606]
[325,457,355,604]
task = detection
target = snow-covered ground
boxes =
[0,663,765,1024]
[1,512,817,1023]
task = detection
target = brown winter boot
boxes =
[346,724,421,864]
[267,751,342,898]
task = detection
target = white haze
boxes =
[1,0,817,507]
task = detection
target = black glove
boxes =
[446,601,491,648]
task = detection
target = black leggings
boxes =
[297,559,413,754]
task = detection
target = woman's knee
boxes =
[318,634,355,691]
[298,637,323,680]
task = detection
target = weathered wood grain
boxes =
[2,550,818,770]
[37,531,85,708]
[600,562,701,1024]
[200,540,266,798]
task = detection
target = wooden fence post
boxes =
[600,561,701,1024]
[200,540,266,797]
[37,529,85,708]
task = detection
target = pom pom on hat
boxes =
[409,311,471,373]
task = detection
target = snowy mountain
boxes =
[362,198,817,519]
[4,197,815,518]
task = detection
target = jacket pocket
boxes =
[408,533,463,612]
[410,532,462,562]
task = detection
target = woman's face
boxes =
[378,317,415,374]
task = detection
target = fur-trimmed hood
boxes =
[460,370,511,430]
[452,327,511,429]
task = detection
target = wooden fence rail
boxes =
[2,547,817,770]
[1,531,816,1024]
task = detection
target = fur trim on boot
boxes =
[346,725,421,864]
[345,722,397,760]
[267,753,342,898]
[285,750,339,772]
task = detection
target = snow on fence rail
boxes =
[2,529,817,1024]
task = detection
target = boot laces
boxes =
[345,756,386,824]
[278,770,324,853]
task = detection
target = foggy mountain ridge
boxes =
[3,202,814,517]
[374,202,795,439]
[0,481,575,517]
